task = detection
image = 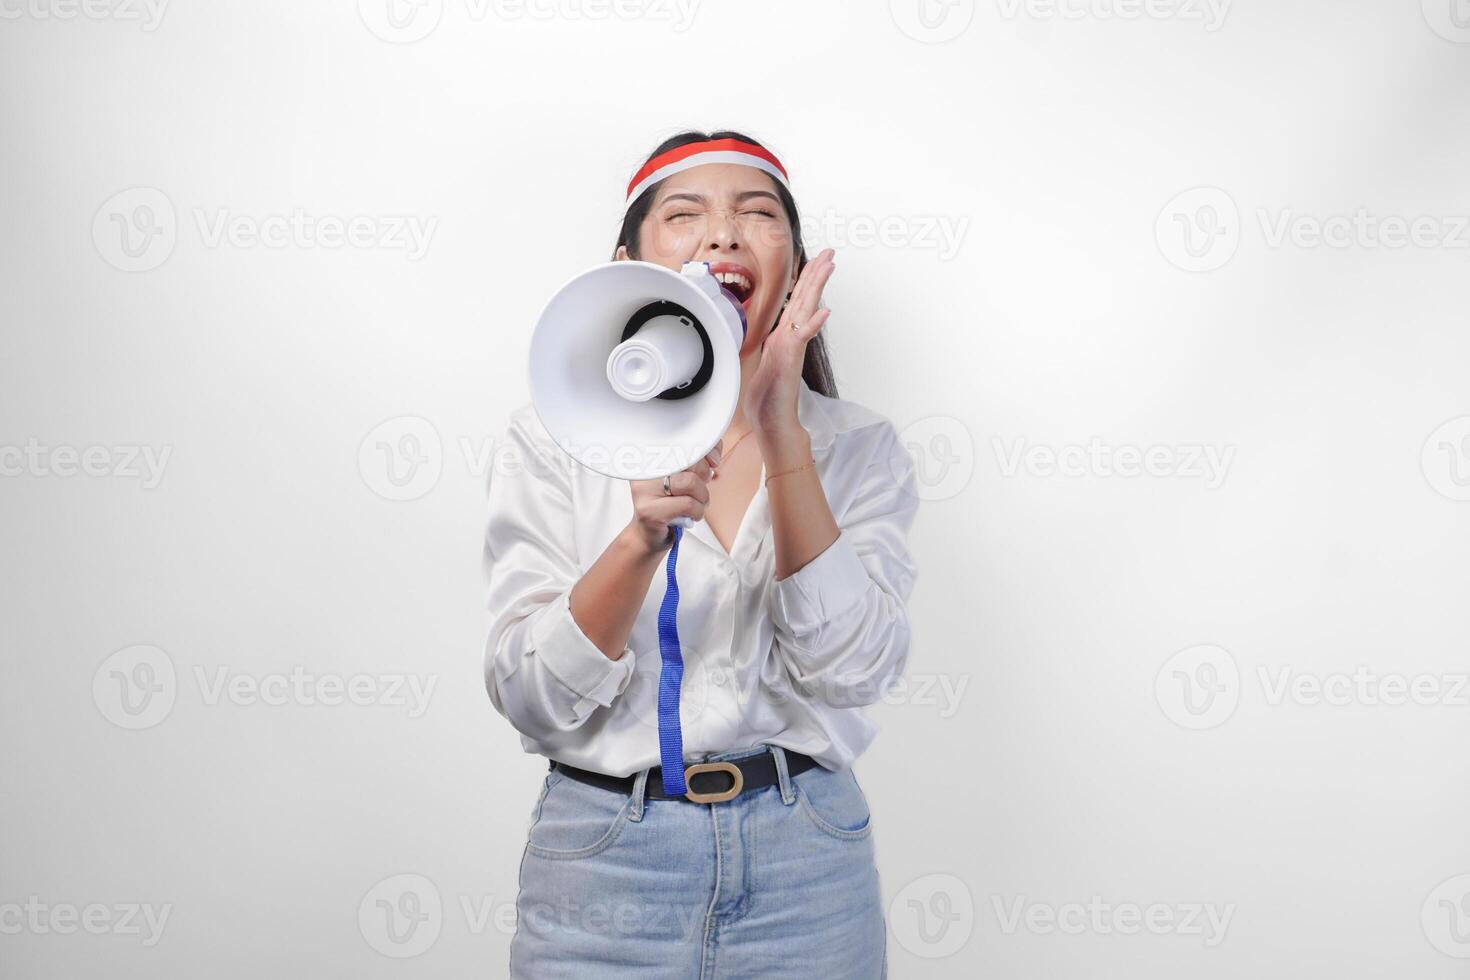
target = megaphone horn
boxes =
[528,259,748,488]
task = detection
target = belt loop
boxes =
[769,745,796,805]
[629,766,649,821]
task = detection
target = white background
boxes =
[3,0,1470,976]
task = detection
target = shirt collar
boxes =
[796,381,838,455]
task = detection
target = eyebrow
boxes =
[657,190,782,207]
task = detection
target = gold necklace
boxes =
[718,427,755,466]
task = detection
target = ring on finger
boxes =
[662,474,672,495]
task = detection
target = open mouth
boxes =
[709,262,756,308]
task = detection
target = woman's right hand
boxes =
[625,441,723,554]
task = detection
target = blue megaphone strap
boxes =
[656,523,687,795]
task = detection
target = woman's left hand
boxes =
[744,247,835,439]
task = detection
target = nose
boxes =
[701,208,742,255]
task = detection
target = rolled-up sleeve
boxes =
[482,406,636,737]
[768,419,919,707]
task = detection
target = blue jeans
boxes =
[510,744,887,978]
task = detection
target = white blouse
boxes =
[481,381,920,776]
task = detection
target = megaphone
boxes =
[528,259,748,528]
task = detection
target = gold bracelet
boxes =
[764,458,815,486]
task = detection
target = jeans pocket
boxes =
[793,765,873,840]
[524,769,635,861]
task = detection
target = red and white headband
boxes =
[625,137,790,207]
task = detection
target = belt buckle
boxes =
[683,761,743,803]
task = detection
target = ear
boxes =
[615,245,630,261]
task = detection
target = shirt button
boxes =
[711,668,728,686]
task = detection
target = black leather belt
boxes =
[551,747,821,804]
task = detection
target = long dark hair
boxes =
[613,130,839,400]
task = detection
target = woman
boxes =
[483,130,920,978]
